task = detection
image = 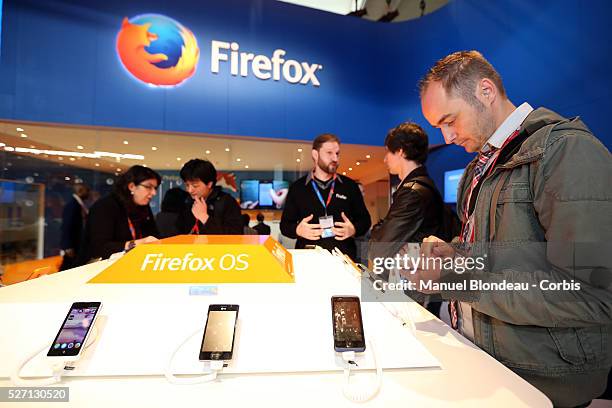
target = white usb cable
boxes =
[11,327,99,386]
[340,339,383,403]
[164,327,225,385]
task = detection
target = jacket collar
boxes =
[206,186,222,203]
[398,165,429,188]
[501,107,576,168]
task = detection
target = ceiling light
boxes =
[29,145,35,149]
[297,148,303,152]
[236,158,241,162]
[176,157,181,161]
[117,168,122,172]
[95,163,100,167]
[348,167,353,171]
[342,172,346,175]
[69,157,76,161]
[20,133,27,138]
[143,164,147,167]
[225,147,230,152]
[244,165,249,169]
[296,158,301,163]
[65,177,70,181]
[356,162,360,166]
[77,145,84,150]
[205,150,211,154]
[366,154,371,159]
[151,146,158,151]
[16,127,24,132]
[123,140,129,145]
[58,157,64,161]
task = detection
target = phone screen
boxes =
[48,302,101,357]
[200,305,239,360]
[332,296,366,352]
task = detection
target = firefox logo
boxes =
[116,14,199,87]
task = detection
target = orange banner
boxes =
[88,235,294,284]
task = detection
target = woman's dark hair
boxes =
[180,159,217,186]
[161,187,190,213]
[384,122,429,164]
[241,213,251,227]
[114,165,161,208]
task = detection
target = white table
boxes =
[0,250,551,407]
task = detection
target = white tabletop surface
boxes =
[0,249,552,408]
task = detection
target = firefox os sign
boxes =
[116,14,199,87]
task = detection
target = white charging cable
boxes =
[340,339,383,403]
[164,326,225,385]
[11,327,99,386]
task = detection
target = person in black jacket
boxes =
[253,212,271,235]
[370,123,443,257]
[281,133,371,261]
[156,187,190,238]
[368,123,445,312]
[79,165,160,263]
[176,159,242,235]
[59,183,90,271]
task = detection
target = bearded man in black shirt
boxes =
[280,133,371,261]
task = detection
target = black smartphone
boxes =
[47,302,102,357]
[199,304,239,361]
[331,296,366,352]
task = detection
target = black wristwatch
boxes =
[126,240,136,252]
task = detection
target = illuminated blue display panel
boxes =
[444,169,465,204]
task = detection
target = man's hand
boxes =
[296,214,322,240]
[333,212,356,241]
[400,236,455,294]
[421,235,455,259]
[192,196,209,224]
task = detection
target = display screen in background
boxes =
[333,300,364,344]
[52,306,98,351]
[272,180,289,191]
[202,310,237,352]
[258,183,273,206]
[444,169,465,203]
[0,181,16,203]
[240,180,259,203]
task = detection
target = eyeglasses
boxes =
[138,183,158,191]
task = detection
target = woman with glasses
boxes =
[78,165,161,264]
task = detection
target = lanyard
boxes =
[311,174,336,215]
[127,217,141,240]
[190,221,200,235]
[461,128,521,243]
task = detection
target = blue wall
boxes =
[1,0,611,151]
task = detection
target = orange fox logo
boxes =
[116,17,199,86]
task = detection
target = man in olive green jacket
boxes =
[416,51,611,408]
